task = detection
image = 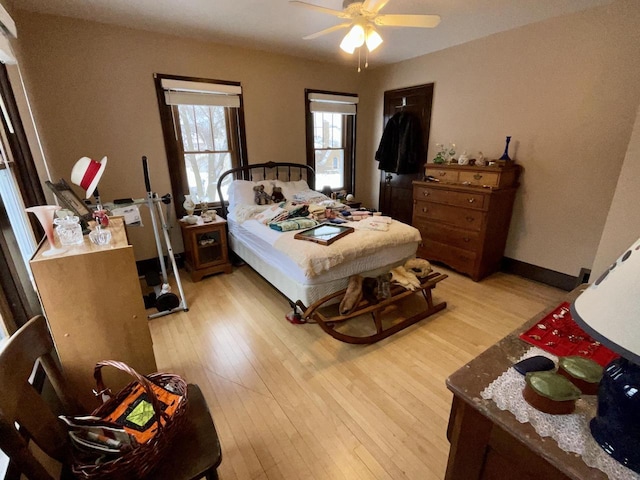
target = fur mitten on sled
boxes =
[390,266,421,291]
[339,275,363,315]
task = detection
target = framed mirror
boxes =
[294,223,354,246]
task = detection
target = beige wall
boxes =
[591,103,640,277]
[10,1,640,277]
[359,0,640,277]
[12,11,360,259]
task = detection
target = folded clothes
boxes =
[356,216,391,231]
[254,205,286,224]
[269,217,319,232]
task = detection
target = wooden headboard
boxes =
[217,161,316,218]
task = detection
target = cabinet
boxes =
[29,217,157,410]
[413,163,520,281]
[179,217,232,282]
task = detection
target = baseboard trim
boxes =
[502,257,581,291]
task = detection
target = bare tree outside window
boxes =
[155,74,247,217]
[177,105,232,202]
[305,89,356,195]
[313,112,345,190]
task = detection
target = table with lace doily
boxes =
[444,285,621,480]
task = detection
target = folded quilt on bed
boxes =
[269,217,319,232]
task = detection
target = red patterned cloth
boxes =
[519,302,618,367]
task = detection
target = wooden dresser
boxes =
[412,163,520,281]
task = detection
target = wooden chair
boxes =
[0,315,222,480]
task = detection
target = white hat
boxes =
[71,156,107,198]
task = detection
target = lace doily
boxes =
[481,347,639,480]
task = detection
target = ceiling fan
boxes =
[291,0,441,54]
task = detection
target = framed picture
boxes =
[45,179,93,221]
[294,223,354,246]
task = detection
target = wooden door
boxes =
[378,84,433,224]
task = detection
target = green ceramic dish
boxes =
[525,371,581,401]
[559,356,603,383]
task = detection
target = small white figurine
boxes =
[478,151,485,165]
[458,151,469,165]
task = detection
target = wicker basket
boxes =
[71,360,188,480]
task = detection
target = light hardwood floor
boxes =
[148,265,565,480]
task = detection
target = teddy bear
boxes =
[253,185,271,205]
[271,186,286,203]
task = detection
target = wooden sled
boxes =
[302,271,448,344]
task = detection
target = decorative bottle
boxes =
[183,194,195,216]
[500,136,512,161]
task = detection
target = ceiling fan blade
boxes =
[375,14,441,28]
[362,0,390,14]
[290,1,349,18]
[303,23,351,40]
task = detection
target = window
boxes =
[305,90,358,194]
[0,63,45,337]
[155,75,247,215]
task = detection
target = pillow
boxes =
[228,180,273,206]
[274,179,309,202]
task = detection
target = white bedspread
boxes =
[273,220,421,277]
[229,206,421,278]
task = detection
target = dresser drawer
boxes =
[425,167,459,183]
[419,239,477,275]
[459,170,500,187]
[414,185,486,209]
[413,202,485,232]
[414,219,481,252]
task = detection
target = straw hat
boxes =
[71,156,107,198]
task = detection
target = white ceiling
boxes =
[7,0,612,67]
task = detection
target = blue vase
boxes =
[499,136,511,161]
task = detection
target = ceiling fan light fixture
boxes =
[340,23,365,54]
[365,27,383,52]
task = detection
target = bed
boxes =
[216,162,421,314]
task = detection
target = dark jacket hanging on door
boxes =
[375,111,423,174]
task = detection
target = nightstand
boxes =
[179,216,232,282]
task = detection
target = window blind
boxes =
[308,92,358,115]
[161,78,241,108]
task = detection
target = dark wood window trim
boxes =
[153,73,248,217]
[0,64,45,209]
[0,64,44,333]
[304,89,357,195]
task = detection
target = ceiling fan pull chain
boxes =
[365,48,369,69]
[358,48,361,72]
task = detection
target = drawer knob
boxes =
[422,207,429,213]
[467,198,475,203]
[423,191,430,196]
[466,216,475,222]
[463,237,470,242]
[473,174,483,180]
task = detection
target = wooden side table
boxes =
[179,216,232,282]
[445,285,606,480]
